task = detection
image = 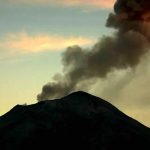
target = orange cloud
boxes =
[8,0,115,8]
[0,32,95,54]
[63,0,115,8]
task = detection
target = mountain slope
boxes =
[0,91,150,150]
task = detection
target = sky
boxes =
[0,0,150,127]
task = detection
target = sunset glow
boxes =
[0,32,94,54]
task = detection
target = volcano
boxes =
[0,91,150,150]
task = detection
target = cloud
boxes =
[57,0,115,8]
[7,0,115,9]
[0,32,95,54]
[37,0,150,101]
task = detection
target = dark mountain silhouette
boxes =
[0,91,150,150]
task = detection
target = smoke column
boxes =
[37,0,150,101]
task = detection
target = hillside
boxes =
[0,91,149,150]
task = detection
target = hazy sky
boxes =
[1,0,150,127]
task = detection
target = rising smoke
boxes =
[37,0,150,101]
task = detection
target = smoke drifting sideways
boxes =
[37,0,150,101]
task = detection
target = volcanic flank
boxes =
[0,91,150,150]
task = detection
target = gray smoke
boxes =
[37,0,150,101]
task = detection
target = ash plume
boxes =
[37,0,150,101]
